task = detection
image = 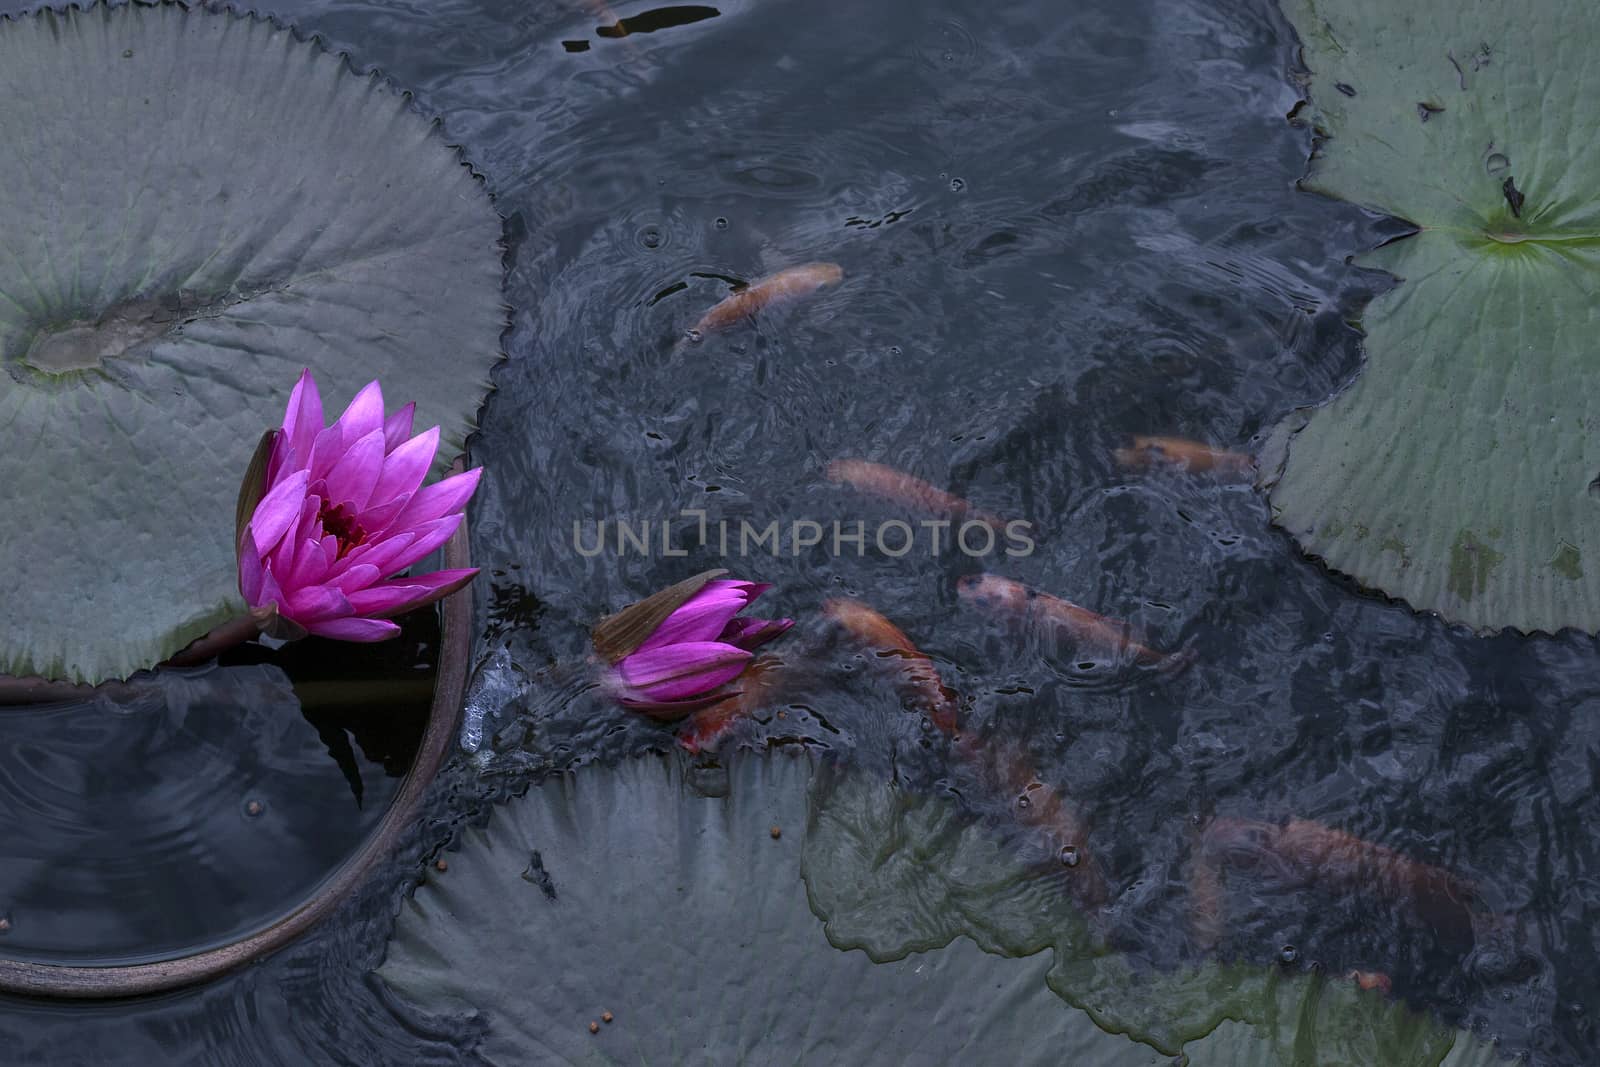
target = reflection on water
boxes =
[0,0,1593,1062]
[0,618,434,964]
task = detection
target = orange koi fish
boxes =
[689,262,843,336]
[676,655,784,754]
[1191,816,1479,947]
[1114,435,1254,477]
[1347,970,1393,994]
[981,737,1108,906]
[823,598,959,736]
[956,573,1169,666]
[825,459,1014,532]
[823,596,1104,904]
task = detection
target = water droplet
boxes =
[1485,152,1511,177]
[919,716,933,732]
[714,216,729,230]
[1279,944,1298,965]
[889,345,902,356]
[942,50,954,61]
[244,798,265,817]
[949,177,966,192]
[638,227,663,249]
[1059,845,1081,868]
[685,328,704,345]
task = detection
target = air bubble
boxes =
[638,227,663,249]
[685,328,704,345]
[1016,794,1032,811]
[949,177,966,192]
[1059,845,1081,868]
[1279,944,1299,965]
[1485,152,1511,177]
[714,217,729,230]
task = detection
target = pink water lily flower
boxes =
[238,369,481,642]
[612,579,792,715]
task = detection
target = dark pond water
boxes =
[2,0,1596,1063]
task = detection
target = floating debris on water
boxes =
[461,645,531,754]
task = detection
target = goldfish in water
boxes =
[1190,816,1481,947]
[1347,970,1394,995]
[687,262,844,338]
[676,654,785,754]
[824,596,1104,904]
[823,597,959,736]
[956,573,1170,666]
[1114,435,1254,478]
[980,737,1108,906]
[825,458,1023,534]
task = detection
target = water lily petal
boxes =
[238,528,265,604]
[367,425,439,513]
[347,568,478,617]
[306,616,403,642]
[355,493,411,537]
[255,560,287,616]
[375,514,463,577]
[330,531,417,581]
[249,469,309,556]
[636,584,749,651]
[286,535,330,591]
[281,368,323,465]
[617,641,751,701]
[384,466,482,535]
[335,380,385,450]
[706,579,770,604]
[719,616,794,650]
[264,427,294,486]
[307,422,345,483]
[383,401,416,453]
[283,583,353,624]
[323,426,388,509]
[333,563,382,595]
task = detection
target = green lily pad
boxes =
[805,764,1506,1065]
[1262,0,1600,633]
[376,755,1158,1064]
[0,2,502,682]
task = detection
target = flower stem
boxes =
[160,614,264,668]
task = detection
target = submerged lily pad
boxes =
[1263,1,1600,633]
[381,754,1503,1064]
[805,764,1505,1064]
[377,755,1151,1064]
[0,2,503,682]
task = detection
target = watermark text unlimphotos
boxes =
[573,510,1034,559]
